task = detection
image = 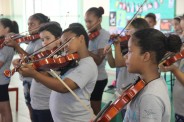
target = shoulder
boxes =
[100,29,110,37]
[78,57,97,70]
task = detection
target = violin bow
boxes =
[106,0,148,51]
[49,69,95,119]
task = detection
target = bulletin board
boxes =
[109,0,175,33]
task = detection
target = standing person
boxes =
[85,6,110,115]
[159,36,184,121]
[5,13,50,120]
[0,18,19,122]
[145,13,157,28]
[123,28,175,122]
[105,18,150,119]
[18,26,98,122]
[28,21,62,122]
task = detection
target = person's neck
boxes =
[78,46,90,59]
[140,65,160,84]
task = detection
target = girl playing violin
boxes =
[105,18,150,119]
[5,13,50,120]
[85,6,110,115]
[123,28,177,122]
[0,18,19,122]
[159,36,184,121]
[28,22,62,122]
[18,26,98,122]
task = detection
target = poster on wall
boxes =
[109,0,175,34]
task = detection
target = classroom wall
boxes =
[0,0,183,32]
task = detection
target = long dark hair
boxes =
[0,18,19,33]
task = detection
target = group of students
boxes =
[0,7,184,122]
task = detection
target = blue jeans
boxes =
[32,109,53,122]
[23,80,32,105]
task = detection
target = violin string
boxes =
[87,21,101,33]
[46,37,75,58]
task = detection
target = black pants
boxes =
[32,109,53,122]
[175,113,184,122]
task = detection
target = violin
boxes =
[109,34,130,44]
[0,34,40,49]
[15,33,40,43]
[4,53,79,78]
[93,79,146,122]
[89,30,100,40]
[163,50,184,66]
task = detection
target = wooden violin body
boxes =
[109,34,130,44]
[89,31,100,40]
[4,53,79,78]
[94,79,146,122]
[163,50,184,66]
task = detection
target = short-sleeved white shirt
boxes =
[124,77,171,122]
[88,29,110,80]
[49,57,98,122]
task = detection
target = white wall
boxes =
[176,0,184,16]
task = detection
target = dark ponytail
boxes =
[164,34,182,53]
[0,18,19,34]
[86,6,104,18]
[132,28,182,64]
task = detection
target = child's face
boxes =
[85,12,101,32]
[0,22,8,36]
[28,17,40,34]
[180,19,184,31]
[172,19,182,33]
[145,17,156,28]
[60,31,79,54]
[125,25,136,36]
[125,37,144,73]
[40,30,59,50]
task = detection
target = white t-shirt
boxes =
[49,57,98,122]
[30,78,52,110]
[124,77,171,122]
[0,46,15,85]
[88,29,110,80]
[173,59,184,116]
